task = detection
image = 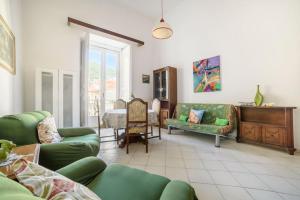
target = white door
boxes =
[35,68,59,125]
[36,68,79,127]
[59,70,80,127]
[87,46,120,127]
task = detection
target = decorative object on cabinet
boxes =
[236,106,296,155]
[0,15,15,75]
[142,74,150,84]
[153,66,177,128]
[254,85,264,106]
[193,55,221,93]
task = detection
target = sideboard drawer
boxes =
[241,123,261,142]
[262,127,287,146]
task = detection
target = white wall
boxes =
[154,0,300,148]
[0,0,23,115]
[22,0,155,113]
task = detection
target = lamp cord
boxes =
[161,0,164,19]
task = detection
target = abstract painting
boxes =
[0,15,16,74]
[193,55,221,92]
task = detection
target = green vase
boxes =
[254,85,263,106]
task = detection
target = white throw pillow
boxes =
[37,116,62,144]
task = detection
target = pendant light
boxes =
[152,0,173,39]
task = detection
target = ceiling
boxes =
[110,0,183,20]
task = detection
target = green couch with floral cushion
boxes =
[0,111,100,170]
[167,103,236,147]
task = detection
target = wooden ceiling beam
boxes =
[68,17,144,46]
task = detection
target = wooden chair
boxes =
[150,98,161,140]
[113,99,126,109]
[113,99,127,144]
[126,98,148,154]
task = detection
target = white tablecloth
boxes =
[102,109,158,129]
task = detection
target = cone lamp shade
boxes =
[152,0,173,39]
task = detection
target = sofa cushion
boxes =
[37,116,62,144]
[61,134,100,155]
[88,164,170,200]
[13,159,101,200]
[188,109,205,123]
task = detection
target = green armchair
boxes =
[0,111,100,170]
[0,157,197,200]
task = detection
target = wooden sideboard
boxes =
[236,106,296,155]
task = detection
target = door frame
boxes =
[87,45,121,126]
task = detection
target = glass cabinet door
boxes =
[154,72,161,99]
[161,71,167,99]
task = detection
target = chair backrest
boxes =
[0,111,51,145]
[152,98,161,114]
[126,98,148,135]
[113,99,127,109]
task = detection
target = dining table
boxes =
[102,109,158,129]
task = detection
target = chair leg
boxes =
[168,126,172,134]
[145,132,148,153]
[151,126,153,136]
[126,134,129,154]
[116,130,119,145]
[159,126,161,140]
[215,135,220,148]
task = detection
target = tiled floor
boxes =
[98,128,300,200]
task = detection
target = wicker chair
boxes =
[126,98,148,154]
[150,98,161,139]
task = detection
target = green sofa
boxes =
[0,157,197,200]
[167,103,235,147]
[0,111,100,170]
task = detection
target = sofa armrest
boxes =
[40,142,96,170]
[56,157,106,185]
[160,180,197,200]
[57,127,96,137]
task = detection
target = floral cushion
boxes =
[188,109,205,124]
[12,159,101,200]
[37,116,62,143]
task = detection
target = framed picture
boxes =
[193,55,221,92]
[0,15,16,75]
[142,74,150,84]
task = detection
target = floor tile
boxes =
[209,171,240,186]
[279,193,300,200]
[258,175,300,195]
[218,185,253,200]
[187,169,214,184]
[166,157,185,167]
[232,172,269,190]
[145,166,165,176]
[222,161,249,173]
[247,189,282,200]
[184,159,204,169]
[192,183,224,200]
[203,160,227,171]
[166,167,188,181]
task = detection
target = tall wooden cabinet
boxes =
[153,67,177,128]
[236,106,296,155]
